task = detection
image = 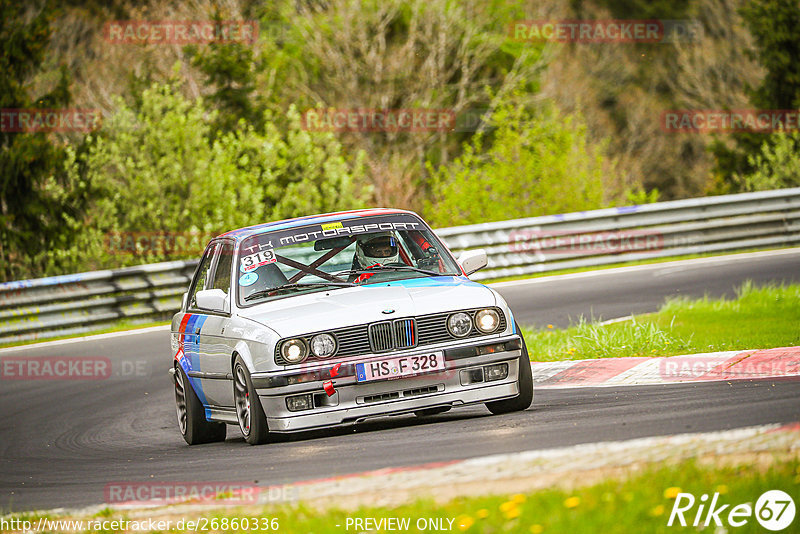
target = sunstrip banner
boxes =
[219,209,407,239]
[239,213,424,255]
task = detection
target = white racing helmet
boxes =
[355,232,400,267]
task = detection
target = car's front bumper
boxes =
[252,336,524,433]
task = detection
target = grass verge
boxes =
[297,457,799,533]
[521,281,800,361]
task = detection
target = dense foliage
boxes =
[0,0,82,280]
[57,83,368,272]
[426,98,609,227]
[711,0,800,186]
[3,0,798,280]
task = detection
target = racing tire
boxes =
[485,323,534,415]
[233,356,270,445]
[174,364,226,445]
[414,407,451,417]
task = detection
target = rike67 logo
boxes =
[668,489,796,531]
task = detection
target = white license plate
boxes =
[356,351,445,382]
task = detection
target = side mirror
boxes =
[195,289,228,312]
[458,249,488,275]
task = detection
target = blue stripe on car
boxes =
[182,314,211,410]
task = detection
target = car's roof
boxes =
[217,208,420,241]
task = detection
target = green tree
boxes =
[424,99,613,227]
[738,131,800,191]
[183,3,287,135]
[186,41,263,134]
[712,0,800,188]
[60,82,369,270]
[258,0,544,208]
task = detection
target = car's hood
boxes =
[238,276,496,337]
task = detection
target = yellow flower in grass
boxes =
[650,505,665,517]
[663,487,682,499]
[529,525,544,534]
[476,509,489,519]
[563,496,580,509]
[457,515,474,531]
[715,485,728,495]
[547,324,554,329]
[500,500,520,519]
[512,493,527,504]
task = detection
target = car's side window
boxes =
[188,243,218,310]
[210,242,234,295]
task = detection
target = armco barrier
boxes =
[0,261,198,344]
[1,188,799,344]
[439,187,800,280]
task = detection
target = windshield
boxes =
[236,213,461,305]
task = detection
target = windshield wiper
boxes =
[244,282,356,301]
[337,265,444,277]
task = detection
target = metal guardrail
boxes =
[1,188,799,344]
[439,187,800,280]
[0,261,198,344]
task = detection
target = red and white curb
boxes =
[531,346,800,388]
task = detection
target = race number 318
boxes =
[756,490,796,531]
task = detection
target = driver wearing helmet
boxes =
[355,232,400,267]
[352,232,401,283]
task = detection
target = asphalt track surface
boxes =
[1,249,799,511]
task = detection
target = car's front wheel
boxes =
[233,356,270,445]
[485,323,534,415]
[174,364,226,445]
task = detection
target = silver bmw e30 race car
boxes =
[170,208,533,445]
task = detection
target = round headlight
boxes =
[310,333,337,358]
[447,312,472,337]
[280,338,308,363]
[475,309,500,333]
